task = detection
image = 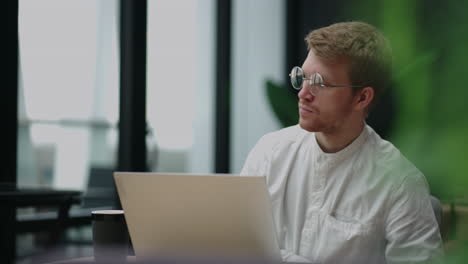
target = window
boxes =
[18,0,119,195]
[146,0,215,173]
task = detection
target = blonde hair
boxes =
[305,21,392,110]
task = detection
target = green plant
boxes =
[265,80,299,128]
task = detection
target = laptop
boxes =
[114,172,282,262]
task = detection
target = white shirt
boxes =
[241,124,443,263]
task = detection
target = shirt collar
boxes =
[312,124,370,165]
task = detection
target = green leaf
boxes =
[265,80,299,128]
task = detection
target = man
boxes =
[241,22,443,263]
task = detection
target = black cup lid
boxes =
[92,210,125,221]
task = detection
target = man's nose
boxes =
[298,82,313,100]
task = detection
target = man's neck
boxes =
[315,121,365,153]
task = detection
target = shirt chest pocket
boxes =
[300,211,375,261]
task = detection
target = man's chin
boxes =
[299,120,319,132]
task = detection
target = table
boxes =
[0,184,83,264]
[45,256,302,264]
[47,256,135,264]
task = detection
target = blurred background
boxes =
[2,0,467,263]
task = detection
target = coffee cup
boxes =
[92,210,129,263]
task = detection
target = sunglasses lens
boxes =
[290,67,303,90]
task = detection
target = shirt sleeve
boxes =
[240,135,270,177]
[281,249,313,263]
[385,174,444,263]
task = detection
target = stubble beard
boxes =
[298,115,325,133]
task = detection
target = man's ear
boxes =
[354,87,374,111]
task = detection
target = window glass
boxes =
[18,0,119,198]
[147,0,215,173]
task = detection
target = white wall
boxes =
[231,0,285,173]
